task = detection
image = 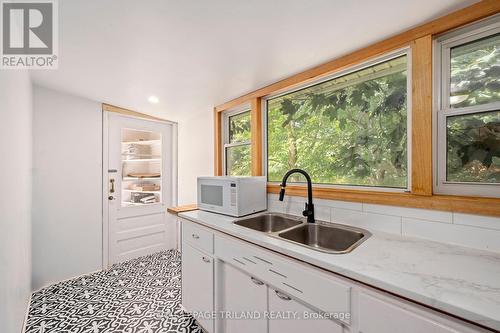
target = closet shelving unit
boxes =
[121,129,163,207]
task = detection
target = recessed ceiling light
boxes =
[148,95,159,104]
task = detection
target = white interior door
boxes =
[104,113,177,266]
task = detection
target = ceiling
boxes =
[31,0,478,122]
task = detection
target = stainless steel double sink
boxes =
[233,213,371,254]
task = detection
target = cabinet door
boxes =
[220,262,268,333]
[182,243,214,332]
[358,293,459,333]
[268,288,343,333]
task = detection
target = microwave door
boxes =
[200,184,224,207]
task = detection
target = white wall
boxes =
[177,109,214,204]
[0,71,33,333]
[32,86,102,290]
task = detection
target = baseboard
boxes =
[21,292,32,333]
[31,269,102,294]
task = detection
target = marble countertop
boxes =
[179,210,500,332]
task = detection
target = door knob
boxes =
[108,196,115,200]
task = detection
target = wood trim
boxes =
[214,1,500,216]
[411,35,433,195]
[167,204,197,215]
[102,103,167,122]
[251,97,263,176]
[268,184,500,217]
[214,108,223,176]
[215,0,500,112]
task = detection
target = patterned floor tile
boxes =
[25,250,202,333]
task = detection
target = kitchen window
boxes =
[223,108,252,176]
[265,50,410,189]
[435,15,500,197]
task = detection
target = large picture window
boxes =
[435,16,500,197]
[266,52,409,189]
[223,109,251,176]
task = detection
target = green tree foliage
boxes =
[447,111,500,182]
[227,111,251,176]
[450,34,500,108]
[267,57,408,187]
[447,34,500,183]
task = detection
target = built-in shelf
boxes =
[122,189,161,194]
[122,153,161,158]
[122,158,161,162]
[121,128,163,208]
[123,177,162,181]
[122,201,161,207]
[122,140,161,145]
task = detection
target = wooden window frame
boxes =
[214,0,500,217]
[263,47,412,192]
[434,15,500,197]
[222,105,252,176]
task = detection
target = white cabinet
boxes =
[357,292,478,333]
[219,262,268,333]
[181,242,214,332]
[214,232,351,325]
[183,221,214,254]
[181,219,486,333]
[268,288,344,333]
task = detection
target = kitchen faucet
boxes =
[279,169,315,223]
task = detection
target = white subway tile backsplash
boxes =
[315,198,363,211]
[402,218,500,253]
[363,203,453,223]
[332,208,402,234]
[453,213,500,231]
[268,193,280,201]
[270,193,362,211]
[268,198,331,221]
[315,205,331,222]
[267,199,283,213]
[267,194,500,253]
[283,200,304,216]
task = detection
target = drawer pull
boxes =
[269,269,287,278]
[192,234,200,239]
[202,256,211,263]
[233,258,246,266]
[283,282,303,293]
[250,277,264,285]
[243,257,257,264]
[275,290,292,301]
[253,256,273,265]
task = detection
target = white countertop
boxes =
[179,210,500,332]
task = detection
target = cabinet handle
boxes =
[275,290,292,301]
[192,234,200,239]
[202,256,211,263]
[250,277,264,286]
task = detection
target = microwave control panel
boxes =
[230,183,237,207]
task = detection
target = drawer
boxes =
[214,234,351,325]
[268,287,344,333]
[182,220,214,254]
[266,254,351,325]
[215,234,271,277]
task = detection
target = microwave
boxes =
[197,176,267,217]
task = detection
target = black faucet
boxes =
[279,169,315,223]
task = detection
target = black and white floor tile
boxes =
[25,250,202,333]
